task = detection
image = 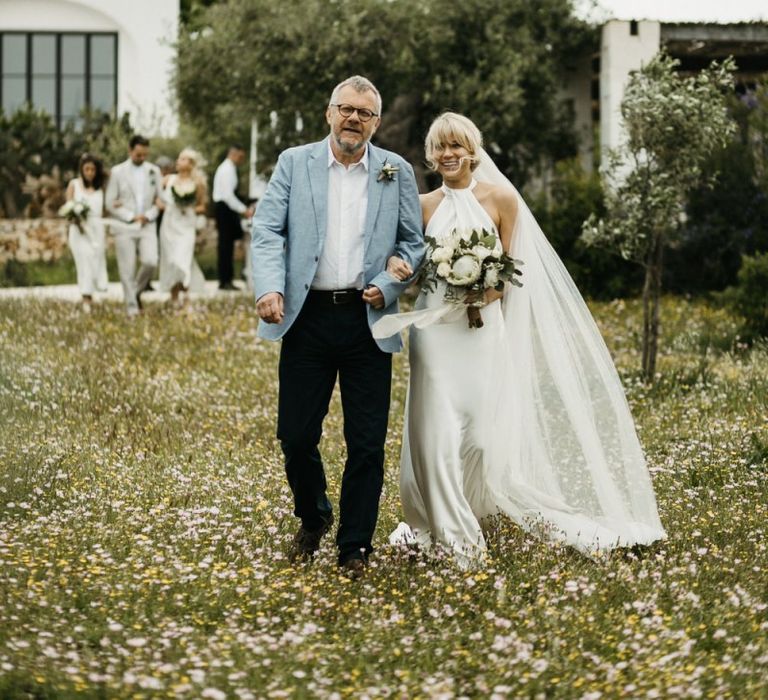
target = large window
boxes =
[0,32,117,127]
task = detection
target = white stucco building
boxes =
[565,17,768,172]
[0,0,178,134]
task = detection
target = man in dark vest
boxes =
[212,145,254,290]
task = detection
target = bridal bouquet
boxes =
[171,180,197,210]
[58,200,90,234]
[422,228,523,328]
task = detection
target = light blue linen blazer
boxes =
[251,137,425,353]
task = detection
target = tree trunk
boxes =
[641,235,664,382]
[2,188,18,218]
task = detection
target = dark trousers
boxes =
[277,293,392,564]
[215,201,242,285]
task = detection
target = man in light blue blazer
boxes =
[251,75,424,578]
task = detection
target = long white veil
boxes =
[474,149,666,551]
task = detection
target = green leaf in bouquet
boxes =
[481,233,498,249]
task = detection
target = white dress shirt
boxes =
[213,158,246,214]
[130,163,147,214]
[311,143,369,290]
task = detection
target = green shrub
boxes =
[0,107,59,217]
[666,89,768,294]
[0,106,134,217]
[724,252,768,339]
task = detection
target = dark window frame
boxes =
[0,30,118,128]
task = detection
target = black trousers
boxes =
[277,292,392,564]
[215,201,242,285]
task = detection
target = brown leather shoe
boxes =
[289,515,334,563]
[339,557,366,580]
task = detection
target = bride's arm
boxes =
[482,188,519,304]
[496,187,518,252]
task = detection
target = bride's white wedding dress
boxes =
[158,175,206,294]
[374,152,666,567]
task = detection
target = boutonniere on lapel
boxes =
[377,161,399,183]
[149,170,157,188]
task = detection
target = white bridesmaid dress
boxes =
[67,179,108,296]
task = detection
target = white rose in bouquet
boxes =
[431,246,454,264]
[447,254,482,285]
[436,262,452,279]
[483,264,502,289]
[471,244,494,261]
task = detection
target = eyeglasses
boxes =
[331,103,378,122]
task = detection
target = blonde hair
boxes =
[178,147,207,185]
[424,112,483,171]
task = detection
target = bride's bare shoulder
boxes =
[419,188,443,204]
[420,188,443,211]
[420,188,443,225]
[477,181,517,212]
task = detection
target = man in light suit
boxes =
[105,135,162,315]
[252,75,424,578]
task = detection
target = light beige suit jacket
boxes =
[105,159,163,224]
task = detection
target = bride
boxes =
[374,113,666,567]
[158,148,207,306]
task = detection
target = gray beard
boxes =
[334,134,366,155]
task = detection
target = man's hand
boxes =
[362,285,385,310]
[386,256,413,281]
[244,206,255,219]
[133,214,149,225]
[256,292,284,323]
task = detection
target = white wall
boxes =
[600,20,660,161]
[0,0,179,135]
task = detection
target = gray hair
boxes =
[328,75,382,115]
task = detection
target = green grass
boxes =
[0,296,766,698]
[0,249,243,288]
[1,255,94,288]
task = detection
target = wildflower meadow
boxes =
[0,296,766,699]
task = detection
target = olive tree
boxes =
[582,53,736,380]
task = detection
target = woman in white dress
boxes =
[376,113,666,568]
[158,148,207,306]
[65,154,108,312]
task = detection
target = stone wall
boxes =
[0,218,220,265]
[0,218,69,264]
